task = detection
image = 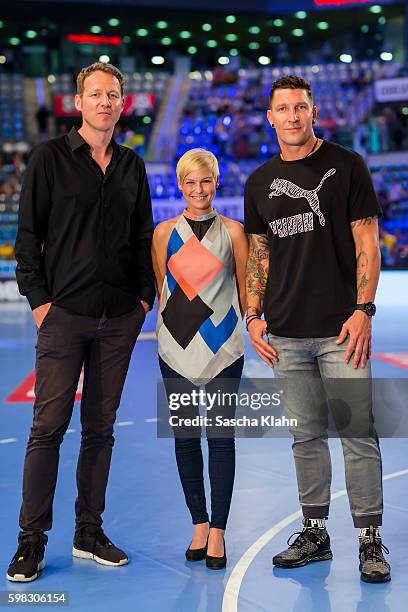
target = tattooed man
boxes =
[244,75,390,582]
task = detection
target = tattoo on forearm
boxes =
[350,216,377,229]
[246,234,270,309]
[356,250,369,302]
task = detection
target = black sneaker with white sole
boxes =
[273,520,332,568]
[6,533,47,582]
[73,527,128,567]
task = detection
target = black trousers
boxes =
[19,303,145,534]
[159,355,244,530]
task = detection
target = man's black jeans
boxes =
[19,303,145,534]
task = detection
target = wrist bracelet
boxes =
[246,316,261,331]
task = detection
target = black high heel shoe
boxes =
[206,538,226,570]
[185,538,208,562]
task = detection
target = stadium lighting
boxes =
[161,37,172,45]
[25,30,37,39]
[9,37,20,45]
[339,53,352,63]
[248,26,261,34]
[202,23,212,32]
[402,107,408,116]
[380,52,393,61]
[156,21,168,29]
[47,74,56,83]
[295,11,307,19]
[90,26,102,34]
[258,56,271,65]
[249,42,260,50]
[369,5,382,14]
[143,116,152,124]
[225,34,238,42]
[273,19,284,27]
[123,36,131,43]
[151,56,165,65]
[229,48,239,56]
[108,19,120,27]
[99,55,110,63]
[179,31,192,39]
[317,22,329,30]
[292,29,304,37]
[0,21,4,28]
[136,29,149,37]
[206,40,218,48]
[268,36,282,44]
[0,55,6,64]
[378,16,386,25]
[187,46,198,54]
[218,56,230,65]
[226,16,236,24]
[361,24,369,33]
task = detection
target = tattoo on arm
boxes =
[350,216,377,229]
[246,234,270,312]
[356,250,369,302]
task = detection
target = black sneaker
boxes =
[273,521,332,568]
[359,527,391,583]
[73,527,128,567]
[6,533,47,582]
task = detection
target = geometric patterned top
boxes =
[156,208,244,384]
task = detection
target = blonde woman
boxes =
[152,149,248,569]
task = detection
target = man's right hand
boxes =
[33,302,52,329]
[247,318,279,368]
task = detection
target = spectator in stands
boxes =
[35,105,51,142]
[387,177,408,203]
[152,148,248,570]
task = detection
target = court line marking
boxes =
[0,438,17,444]
[222,468,408,612]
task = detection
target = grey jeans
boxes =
[269,333,383,528]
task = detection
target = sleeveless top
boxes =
[157,208,244,385]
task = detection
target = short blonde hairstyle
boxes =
[176,148,220,183]
[76,62,125,96]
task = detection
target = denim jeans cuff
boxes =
[302,505,329,519]
[352,514,382,528]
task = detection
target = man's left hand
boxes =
[336,310,372,369]
[140,300,149,315]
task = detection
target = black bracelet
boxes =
[246,315,261,331]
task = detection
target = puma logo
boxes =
[268,168,336,227]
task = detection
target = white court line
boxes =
[145,418,159,423]
[66,428,76,434]
[222,468,408,612]
[116,421,134,427]
[139,331,157,341]
[0,438,17,444]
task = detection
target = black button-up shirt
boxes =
[15,127,155,317]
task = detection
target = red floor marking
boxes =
[5,370,84,403]
[374,353,408,370]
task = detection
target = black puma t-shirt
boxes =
[244,140,382,338]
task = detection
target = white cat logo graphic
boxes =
[268,168,336,227]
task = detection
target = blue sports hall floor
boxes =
[1,271,407,612]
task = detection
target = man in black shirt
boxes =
[7,63,155,582]
[245,76,390,583]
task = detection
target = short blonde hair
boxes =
[176,148,220,183]
[76,62,125,96]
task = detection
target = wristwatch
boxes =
[354,302,376,317]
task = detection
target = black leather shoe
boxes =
[185,541,208,562]
[206,539,226,570]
